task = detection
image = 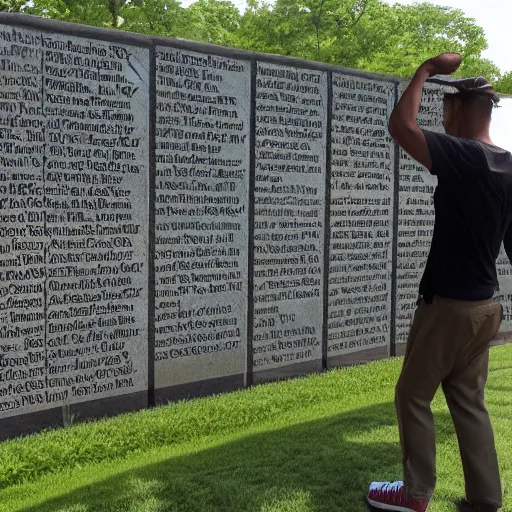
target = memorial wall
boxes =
[492,99,512,335]
[154,47,250,399]
[496,248,512,334]
[490,97,512,338]
[0,13,510,438]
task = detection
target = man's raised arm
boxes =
[388,53,462,170]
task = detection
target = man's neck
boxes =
[469,134,494,145]
[454,127,493,145]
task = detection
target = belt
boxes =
[417,294,495,307]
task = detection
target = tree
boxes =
[187,0,242,46]
[0,0,28,11]
[236,0,373,64]
[495,72,512,95]
[19,0,511,84]
[30,0,113,27]
[357,2,498,80]
[107,0,124,28]
[30,0,194,37]
[234,0,499,81]
[121,0,193,37]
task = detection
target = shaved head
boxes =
[444,91,498,120]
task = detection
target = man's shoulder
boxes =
[423,130,512,177]
[421,130,482,176]
[476,142,512,179]
[421,130,475,158]
[423,130,484,151]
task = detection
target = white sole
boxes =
[367,496,422,512]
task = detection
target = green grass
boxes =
[1,347,512,512]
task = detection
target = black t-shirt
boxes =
[420,130,512,301]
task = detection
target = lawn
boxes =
[1,346,512,512]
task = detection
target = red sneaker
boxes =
[367,481,429,512]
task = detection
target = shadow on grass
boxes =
[18,402,458,512]
[486,384,512,393]
[488,365,512,374]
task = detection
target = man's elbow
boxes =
[387,112,409,139]
[388,111,398,137]
[388,118,417,143]
[388,119,398,141]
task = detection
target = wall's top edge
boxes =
[152,35,401,83]
[0,12,401,84]
[0,12,153,46]
[0,13,507,98]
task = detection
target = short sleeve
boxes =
[422,129,463,177]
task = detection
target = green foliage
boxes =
[4,0,512,85]
[495,72,512,95]
[187,0,242,46]
[121,0,195,37]
[235,0,373,65]
[29,0,113,27]
[7,0,512,88]
[0,0,27,11]
[358,3,494,77]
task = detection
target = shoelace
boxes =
[369,481,410,505]
[369,481,405,493]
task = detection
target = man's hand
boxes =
[421,52,462,77]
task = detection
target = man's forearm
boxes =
[389,64,431,133]
[386,53,460,170]
[387,61,435,169]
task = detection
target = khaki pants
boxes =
[396,296,503,507]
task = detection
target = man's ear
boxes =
[445,97,462,134]
[452,97,463,118]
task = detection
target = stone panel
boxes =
[0,25,150,418]
[154,48,250,392]
[328,74,394,361]
[396,83,443,344]
[252,63,327,378]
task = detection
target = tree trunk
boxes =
[108,0,119,27]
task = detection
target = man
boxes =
[367,53,512,512]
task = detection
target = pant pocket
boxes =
[467,304,503,365]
